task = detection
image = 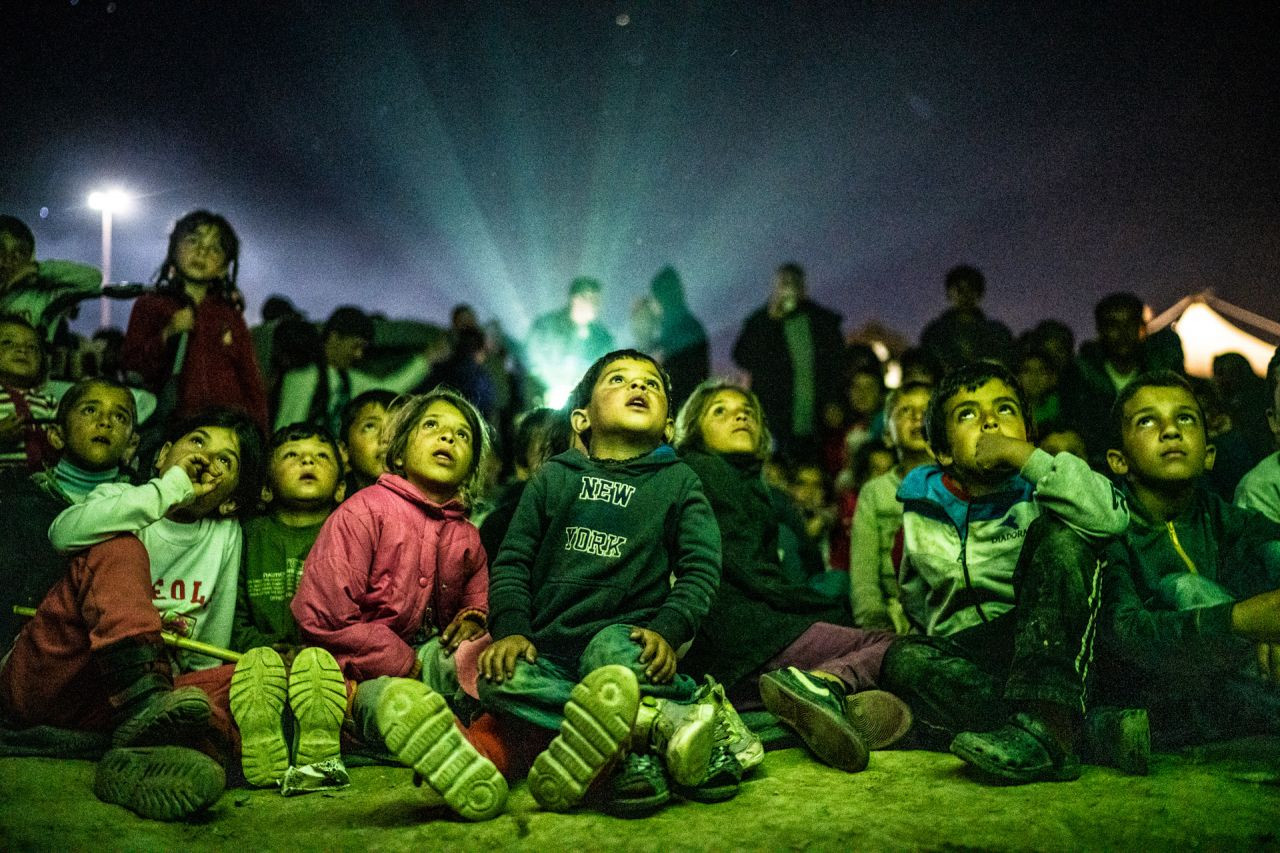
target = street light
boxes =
[87,188,132,328]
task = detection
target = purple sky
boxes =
[3,2,1277,368]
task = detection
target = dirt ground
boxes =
[2,737,1278,852]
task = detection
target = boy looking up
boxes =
[0,377,139,647]
[881,361,1128,784]
[478,349,723,814]
[338,389,396,497]
[848,380,933,631]
[1100,371,1280,745]
[232,423,343,656]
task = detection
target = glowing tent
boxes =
[1147,292,1280,377]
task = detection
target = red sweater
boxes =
[121,291,267,433]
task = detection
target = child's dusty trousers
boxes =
[476,624,698,731]
[0,534,235,745]
[879,516,1103,739]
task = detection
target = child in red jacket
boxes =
[232,387,507,820]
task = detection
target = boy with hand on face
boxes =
[46,409,263,670]
[232,423,344,658]
[1099,371,1280,746]
[0,408,263,821]
[478,349,724,815]
[881,361,1129,784]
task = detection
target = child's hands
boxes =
[479,634,537,682]
[972,433,1035,475]
[440,613,485,655]
[630,627,677,684]
[171,453,223,501]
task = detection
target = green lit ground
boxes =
[2,739,1278,851]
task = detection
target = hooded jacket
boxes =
[292,473,488,681]
[487,445,720,658]
[897,449,1128,637]
[1099,483,1280,688]
[679,450,847,688]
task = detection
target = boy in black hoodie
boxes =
[478,349,723,815]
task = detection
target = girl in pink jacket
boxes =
[290,388,512,821]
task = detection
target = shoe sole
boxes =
[844,690,914,751]
[663,702,716,787]
[759,672,869,772]
[94,746,225,821]
[113,686,213,748]
[229,647,289,787]
[528,665,640,812]
[289,647,347,767]
[376,679,508,821]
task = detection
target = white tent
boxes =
[1147,292,1280,377]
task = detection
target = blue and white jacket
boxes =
[896,449,1128,637]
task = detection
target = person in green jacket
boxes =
[1100,371,1280,746]
[231,423,344,656]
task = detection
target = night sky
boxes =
[3,1,1277,366]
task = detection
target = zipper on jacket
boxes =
[959,503,989,623]
[1165,521,1199,574]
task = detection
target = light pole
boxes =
[87,188,131,329]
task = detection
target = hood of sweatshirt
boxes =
[544,444,680,477]
[373,472,468,520]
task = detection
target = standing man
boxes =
[526,277,614,407]
[732,263,844,460]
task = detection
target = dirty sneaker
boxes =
[527,664,640,812]
[695,676,764,772]
[289,647,348,767]
[600,752,670,817]
[843,689,914,750]
[94,745,225,821]
[376,678,508,821]
[635,695,718,788]
[1082,706,1150,776]
[758,666,869,772]
[112,686,213,749]
[229,646,289,787]
[673,722,743,804]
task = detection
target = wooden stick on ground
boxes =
[12,605,242,663]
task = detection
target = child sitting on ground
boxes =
[848,380,934,632]
[1099,370,1280,747]
[276,388,505,820]
[0,313,57,472]
[880,360,1129,784]
[0,408,264,821]
[478,350,724,816]
[675,380,912,775]
[0,377,139,647]
[338,389,397,497]
[232,424,344,656]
